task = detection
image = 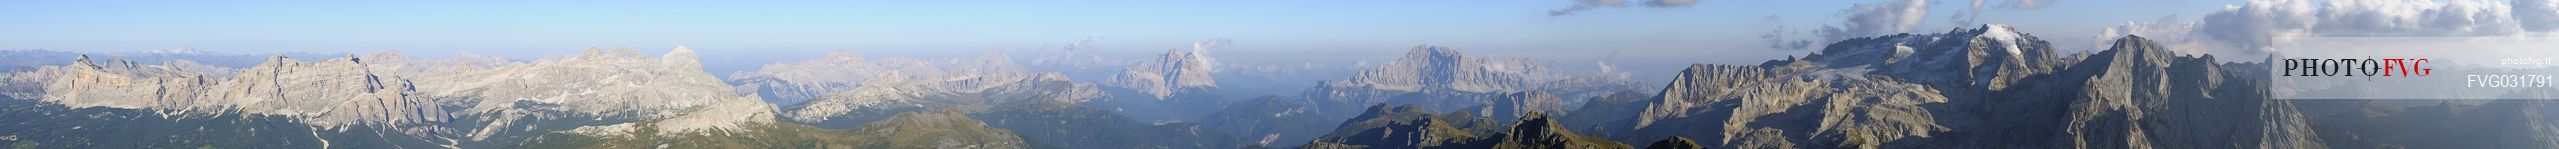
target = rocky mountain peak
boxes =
[35,54,445,130]
[69,54,98,69]
[363,50,411,65]
[371,49,404,57]
[726,50,881,105]
[610,46,643,57]
[665,46,697,59]
[1408,46,1468,65]
[1603,28,2307,149]
[1302,45,1645,122]
[262,55,290,64]
[663,45,703,69]
[820,50,864,60]
[1476,91,1570,121]
[1632,64,1770,128]
[1507,112,1561,137]
[957,50,1026,75]
[425,46,763,120]
[1106,48,1222,99]
[1329,46,1568,93]
[1492,111,1630,149]
[575,46,650,60]
[580,46,607,57]
[2100,35,2170,61]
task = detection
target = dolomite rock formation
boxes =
[1592,25,2322,149]
[1302,46,1644,118]
[727,50,1108,123]
[1104,47,1219,99]
[39,54,446,130]
[421,46,759,120]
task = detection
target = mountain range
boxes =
[0,24,2551,148]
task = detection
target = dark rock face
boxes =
[1200,96,1347,147]
[972,100,1243,149]
[1558,90,1653,138]
[1305,104,1504,149]
[0,101,442,148]
[1306,104,1631,149]
[1491,112,1632,149]
[1643,136,1702,149]
[1473,91,1573,122]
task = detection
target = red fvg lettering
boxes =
[2282,58,2430,77]
[2378,58,2430,76]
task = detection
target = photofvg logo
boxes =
[2278,58,2432,78]
[2270,37,2559,99]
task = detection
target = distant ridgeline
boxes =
[1,24,2556,149]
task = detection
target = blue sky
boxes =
[0,0,2244,77]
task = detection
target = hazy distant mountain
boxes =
[0,50,81,72]
[733,50,1115,127]
[784,72,1105,128]
[1303,46,1646,120]
[726,50,1035,106]
[1087,43,1353,123]
[1104,48,1219,100]
[401,46,782,147]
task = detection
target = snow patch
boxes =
[1978,24,2025,54]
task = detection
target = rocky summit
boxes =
[35,54,447,132]
[1104,47,1220,99]
[1303,46,1646,120]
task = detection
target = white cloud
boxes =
[1761,16,1817,50]
[2100,16,2216,55]
[1650,0,1701,7]
[1550,0,1631,16]
[2198,0,2316,53]
[2008,0,2055,9]
[1953,0,2057,27]
[2313,0,2519,36]
[2510,0,2559,31]
[1549,0,1702,16]
[1818,0,1933,42]
[2195,0,2559,53]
